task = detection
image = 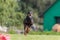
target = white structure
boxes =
[31,24,38,31]
[0,26,8,32]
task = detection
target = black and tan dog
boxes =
[23,11,33,35]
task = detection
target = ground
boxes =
[11,34,60,40]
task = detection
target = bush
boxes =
[9,30,16,34]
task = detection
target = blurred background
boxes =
[0,0,56,34]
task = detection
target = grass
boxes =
[7,31,60,40]
[10,34,60,40]
[28,31,60,35]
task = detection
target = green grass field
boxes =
[10,34,60,40]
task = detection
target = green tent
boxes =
[44,0,60,31]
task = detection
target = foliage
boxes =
[0,0,56,29]
[0,0,25,28]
